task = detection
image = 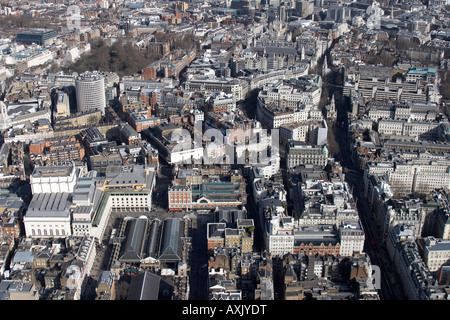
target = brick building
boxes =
[29,135,85,165]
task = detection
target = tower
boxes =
[329,94,335,113]
[327,93,337,120]
[322,56,330,76]
[278,4,287,23]
[75,71,106,115]
[0,101,11,130]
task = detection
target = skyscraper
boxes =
[75,71,106,114]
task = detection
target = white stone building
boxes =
[75,71,106,114]
[339,221,365,257]
[23,192,72,238]
[266,215,295,257]
[30,164,77,195]
[423,236,450,272]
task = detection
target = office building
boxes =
[75,71,106,114]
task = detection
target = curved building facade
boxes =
[75,71,106,114]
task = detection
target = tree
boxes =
[65,37,159,77]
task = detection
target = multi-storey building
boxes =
[127,108,162,133]
[256,78,322,128]
[91,165,156,237]
[248,65,309,90]
[364,159,450,198]
[54,91,70,118]
[286,141,329,169]
[29,135,85,165]
[297,179,359,227]
[266,215,295,257]
[168,180,246,211]
[75,71,106,114]
[378,119,442,138]
[207,92,236,113]
[343,65,431,103]
[0,195,25,239]
[423,236,450,272]
[16,28,58,45]
[280,119,328,145]
[293,224,341,257]
[23,192,72,238]
[143,123,204,165]
[30,164,77,194]
[339,221,365,257]
[207,220,254,254]
[184,76,249,102]
[405,67,438,84]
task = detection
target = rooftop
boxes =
[31,165,74,178]
[27,192,71,217]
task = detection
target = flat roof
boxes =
[427,241,450,251]
[32,165,74,178]
[17,28,56,35]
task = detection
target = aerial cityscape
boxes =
[0,0,449,303]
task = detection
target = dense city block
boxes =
[0,0,449,301]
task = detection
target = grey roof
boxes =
[98,271,113,287]
[119,217,149,263]
[127,272,160,300]
[27,192,71,217]
[31,165,74,178]
[250,46,299,56]
[0,280,33,293]
[208,223,225,238]
[105,165,154,189]
[12,251,34,264]
[73,176,96,203]
[147,219,161,259]
[216,208,246,226]
[225,228,239,236]
[427,241,450,251]
[121,123,139,139]
[158,218,183,262]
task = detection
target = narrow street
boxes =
[245,176,265,253]
[188,214,210,300]
[326,66,406,300]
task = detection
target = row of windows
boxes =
[74,224,90,229]
[30,229,66,236]
[111,198,149,202]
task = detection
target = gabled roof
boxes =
[158,218,183,262]
[127,272,161,300]
[119,217,149,263]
